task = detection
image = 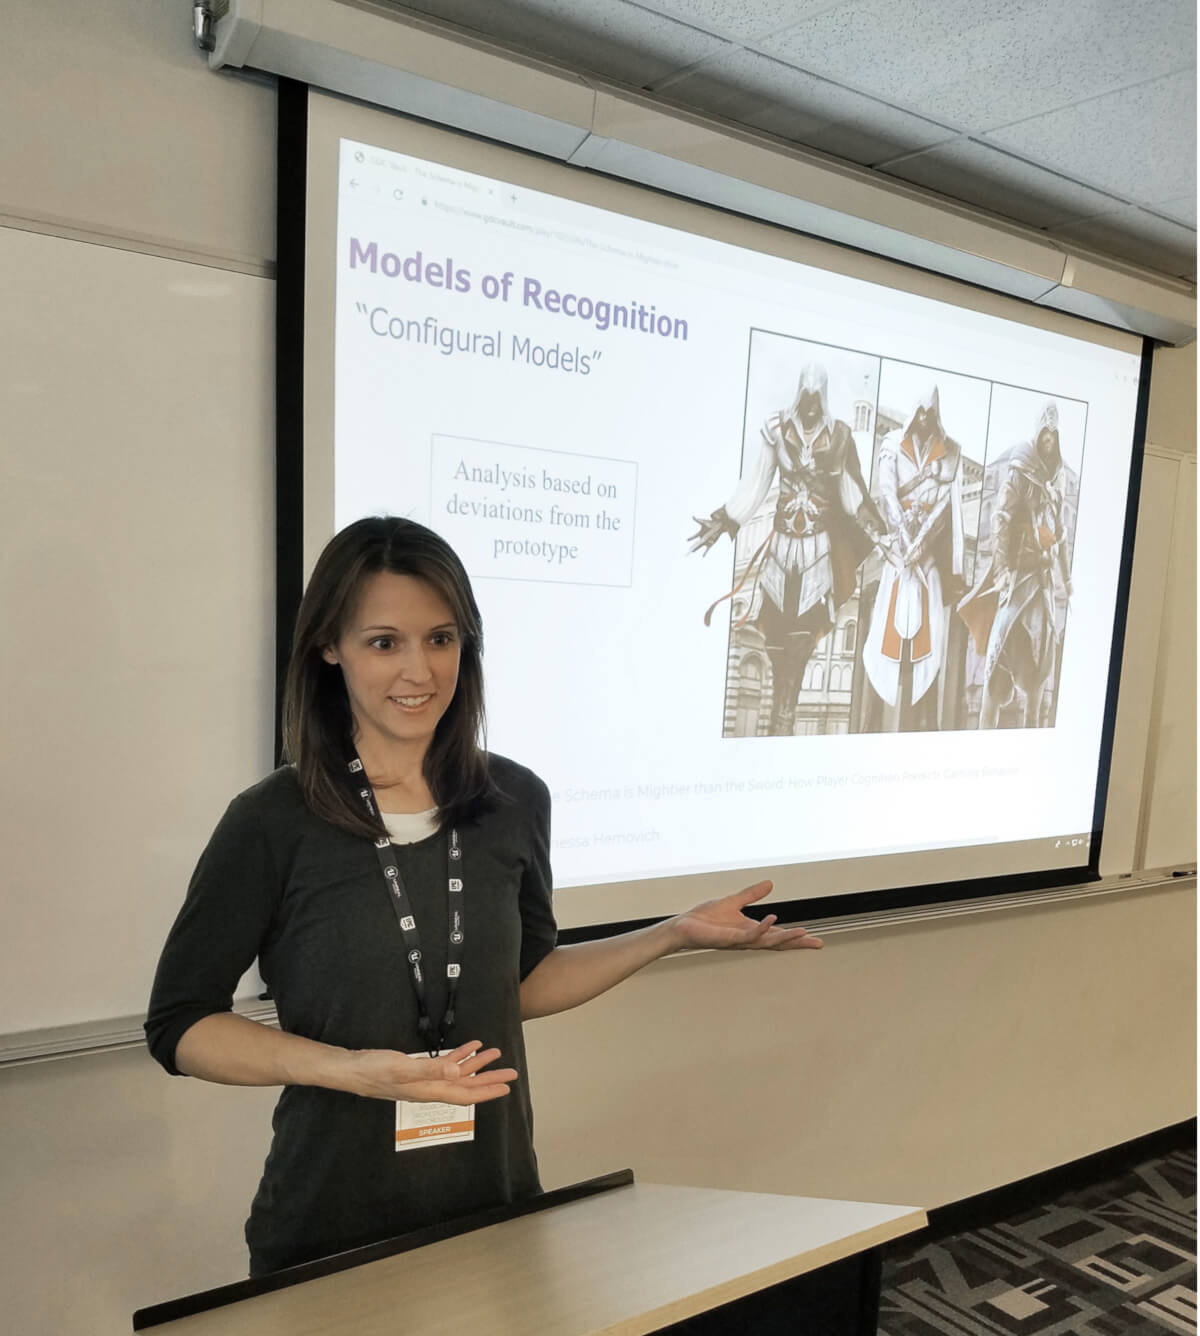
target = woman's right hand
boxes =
[339,1040,517,1104]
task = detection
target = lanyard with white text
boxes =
[348,757,465,1056]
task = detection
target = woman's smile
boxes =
[322,571,462,757]
[389,692,435,711]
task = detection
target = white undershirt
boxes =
[380,809,439,845]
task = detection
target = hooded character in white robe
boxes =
[691,362,884,734]
[861,385,965,727]
[958,401,1072,728]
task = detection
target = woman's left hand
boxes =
[668,880,823,952]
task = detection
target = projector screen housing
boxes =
[278,82,1150,937]
[210,0,1196,345]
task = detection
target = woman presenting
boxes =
[146,516,823,1276]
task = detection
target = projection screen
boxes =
[290,87,1148,933]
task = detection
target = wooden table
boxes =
[135,1176,926,1334]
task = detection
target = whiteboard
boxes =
[0,225,274,1038]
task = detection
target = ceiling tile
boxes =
[879,138,1124,229]
[1049,203,1196,279]
[985,70,1197,207]
[755,0,1195,134]
[393,0,730,87]
[632,0,844,45]
[660,48,954,164]
[1148,194,1198,227]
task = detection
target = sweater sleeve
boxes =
[517,774,557,980]
[145,791,281,1075]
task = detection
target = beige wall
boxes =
[2,0,274,270]
[526,882,1195,1204]
[0,5,1194,1336]
[1146,343,1198,455]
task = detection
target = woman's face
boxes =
[322,571,462,760]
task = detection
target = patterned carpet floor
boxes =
[878,1147,1196,1335]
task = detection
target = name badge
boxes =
[395,1050,476,1152]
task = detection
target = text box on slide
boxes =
[430,435,637,587]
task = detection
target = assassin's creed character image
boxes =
[690,359,885,736]
[860,385,966,731]
[958,400,1076,729]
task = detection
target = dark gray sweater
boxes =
[145,756,557,1275]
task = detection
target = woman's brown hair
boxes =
[281,516,494,839]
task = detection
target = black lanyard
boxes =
[348,757,465,1056]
